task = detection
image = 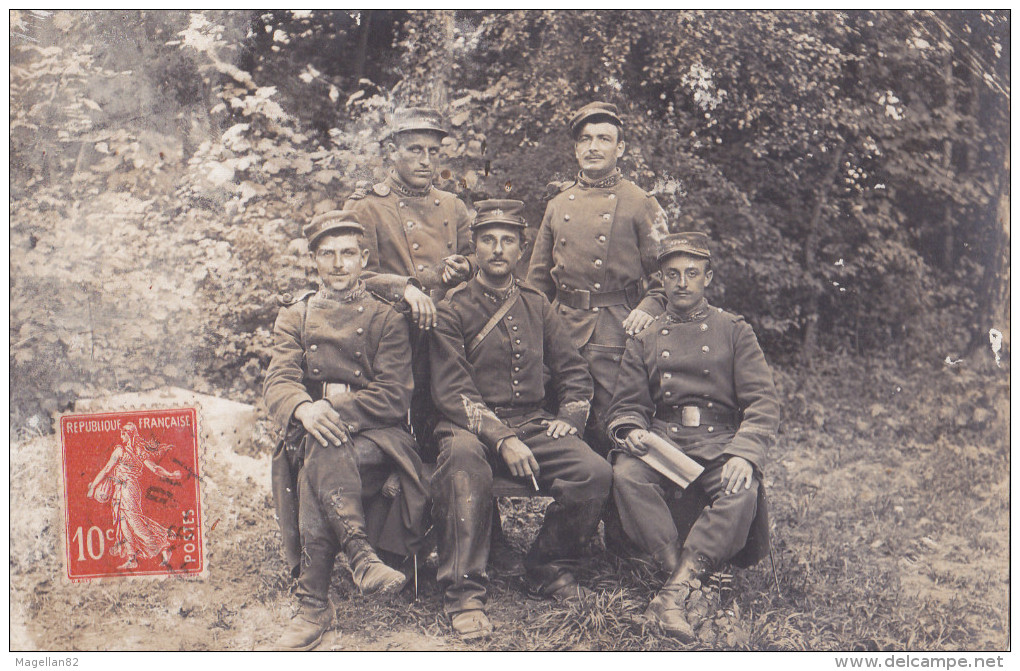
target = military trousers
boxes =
[296,435,393,607]
[430,414,612,615]
[613,453,758,566]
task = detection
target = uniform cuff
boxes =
[607,414,647,445]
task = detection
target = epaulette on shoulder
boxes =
[544,179,576,201]
[277,289,316,307]
[515,278,543,296]
[445,282,470,300]
[367,289,411,316]
[371,182,391,197]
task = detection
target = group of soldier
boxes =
[263,102,781,650]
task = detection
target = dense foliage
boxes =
[9,10,1010,425]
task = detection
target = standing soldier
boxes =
[607,232,779,641]
[429,200,612,640]
[345,106,474,453]
[526,101,670,455]
[266,211,428,651]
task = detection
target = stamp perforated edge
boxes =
[55,402,208,584]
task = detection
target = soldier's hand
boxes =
[403,283,437,330]
[621,428,652,456]
[381,472,402,498]
[294,400,350,447]
[497,437,540,479]
[441,255,472,285]
[541,419,577,439]
[721,456,753,495]
[622,308,655,336]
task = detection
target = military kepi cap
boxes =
[385,106,448,140]
[657,231,712,262]
[470,199,527,231]
[304,210,364,249]
[569,101,622,136]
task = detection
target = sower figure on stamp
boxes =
[606,232,780,641]
[526,101,670,457]
[429,200,612,640]
[265,211,428,651]
[344,107,474,457]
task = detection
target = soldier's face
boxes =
[474,225,523,282]
[312,233,369,292]
[574,122,625,178]
[662,253,713,313]
[388,131,443,189]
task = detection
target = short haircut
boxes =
[310,229,364,253]
[573,114,624,143]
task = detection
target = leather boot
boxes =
[276,602,333,651]
[652,540,683,574]
[644,548,713,641]
[434,468,493,613]
[524,499,601,600]
[324,488,406,596]
[347,537,408,595]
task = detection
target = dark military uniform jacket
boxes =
[526,172,670,350]
[344,173,474,303]
[264,282,426,567]
[606,300,780,470]
[429,277,594,452]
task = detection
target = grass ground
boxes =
[9,355,1009,651]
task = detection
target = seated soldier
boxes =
[265,211,428,651]
[429,200,613,640]
[607,232,780,641]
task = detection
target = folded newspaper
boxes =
[640,432,705,489]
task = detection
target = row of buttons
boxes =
[669,425,717,433]
[662,345,712,357]
[559,234,608,244]
[399,199,443,207]
[661,323,709,335]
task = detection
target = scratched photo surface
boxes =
[9,10,1009,652]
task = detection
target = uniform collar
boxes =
[664,298,710,323]
[474,274,518,303]
[577,168,622,189]
[316,280,366,303]
[387,171,433,198]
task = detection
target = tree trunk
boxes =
[800,141,846,363]
[353,10,372,83]
[965,152,1010,361]
[939,52,957,269]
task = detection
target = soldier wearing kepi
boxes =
[606,232,780,641]
[526,101,670,455]
[344,106,474,452]
[429,200,612,640]
[265,211,427,651]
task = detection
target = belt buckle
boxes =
[681,406,701,428]
[575,288,591,310]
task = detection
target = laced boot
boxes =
[347,538,408,596]
[276,602,333,651]
[644,548,713,642]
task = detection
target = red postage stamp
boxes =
[59,408,204,581]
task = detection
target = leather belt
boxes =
[556,282,641,310]
[656,404,740,429]
[491,403,542,420]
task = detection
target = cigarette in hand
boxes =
[531,474,540,492]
